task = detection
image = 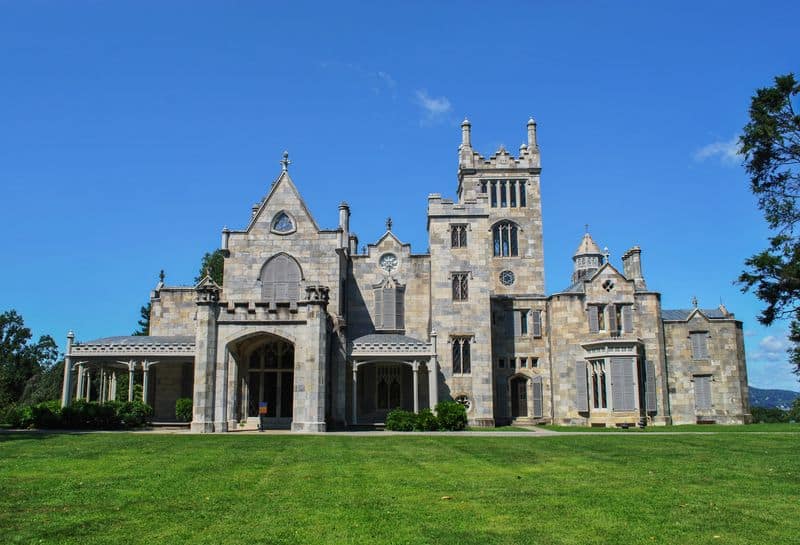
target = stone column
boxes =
[291,291,328,432]
[227,356,239,431]
[85,369,91,401]
[412,361,420,414]
[99,367,106,403]
[429,331,439,411]
[127,361,136,402]
[192,277,221,433]
[142,362,151,404]
[110,372,117,401]
[60,331,75,407]
[213,348,229,433]
[351,364,358,425]
[76,364,85,401]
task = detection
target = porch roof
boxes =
[71,335,196,358]
[349,333,434,358]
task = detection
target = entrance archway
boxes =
[240,336,294,427]
[510,376,529,418]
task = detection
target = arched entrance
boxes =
[240,335,294,428]
[510,376,529,418]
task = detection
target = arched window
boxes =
[271,211,295,234]
[492,221,519,257]
[261,254,302,304]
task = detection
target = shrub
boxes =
[751,406,789,424]
[386,408,417,431]
[30,400,62,429]
[117,401,153,427]
[413,408,438,431]
[175,397,193,422]
[0,404,31,428]
[435,401,467,431]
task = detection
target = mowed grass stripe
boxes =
[0,433,797,545]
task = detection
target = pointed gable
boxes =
[247,170,321,234]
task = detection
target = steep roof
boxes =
[661,308,730,321]
[573,232,603,257]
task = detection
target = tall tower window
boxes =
[450,224,468,248]
[492,221,519,257]
[452,273,469,301]
[452,337,472,375]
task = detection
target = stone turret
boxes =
[572,231,604,284]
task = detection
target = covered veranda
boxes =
[60,334,196,422]
[348,333,438,425]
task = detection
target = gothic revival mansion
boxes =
[60,119,751,431]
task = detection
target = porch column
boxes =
[429,330,439,411]
[351,364,358,425]
[76,364,85,401]
[412,361,420,413]
[110,372,117,401]
[85,369,91,401]
[142,361,152,404]
[60,331,75,407]
[127,361,135,402]
[99,367,105,403]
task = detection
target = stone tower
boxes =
[572,231,605,284]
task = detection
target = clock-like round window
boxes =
[379,253,398,273]
[500,270,515,286]
[455,394,472,412]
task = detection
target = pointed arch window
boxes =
[492,221,519,257]
[261,254,302,304]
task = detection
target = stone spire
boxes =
[572,230,604,284]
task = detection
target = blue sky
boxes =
[1,1,798,390]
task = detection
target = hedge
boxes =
[0,400,153,430]
[385,402,466,431]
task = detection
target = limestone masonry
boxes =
[61,119,751,431]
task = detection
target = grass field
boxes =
[542,422,800,433]
[1,432,798,545]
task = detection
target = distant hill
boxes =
[750,387,800,410]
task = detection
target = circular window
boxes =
[379,253,398,273]
[455,394,472,412]
[500,270,515,286]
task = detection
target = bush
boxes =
[175,397,193,422]
[751,406,789,424]
[117,401,153,427]
[413,408,438,431]
[0,404,31,428]
[5,400,153,430]
[30,400,62,429]
[435,401,468,431]
[386,408,417,431]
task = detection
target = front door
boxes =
[246,338,294,427]
[376,364,402,411]
[510,377,528,418]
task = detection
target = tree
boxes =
[132,302,151,336]
[738,73,800,377]
[195,249,224,286]
[0,310,59,407]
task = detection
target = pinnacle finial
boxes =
[280,151,291,172]
[528,116,536,125]
[692,295,698,308]
[386,217,393,231]
[585,223,589,234]
[603,246,610,261]
[159,269,165,283]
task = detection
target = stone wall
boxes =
[150,287,196,337]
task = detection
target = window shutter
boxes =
[691,332,709,359]
[532,310,542,337]
[645,360,657,413]
[607,305,618,333]
[513,311,522,337]
[575,361,588,412]
[622,305,633,333]
[588,306,599,333]
[532,378,543,418]
[382,288,396,329]
[700,333,709,359]
[694,376,712,411]
[691,333,701,359]
[611,357,635,411]
[395,289,405,330]
[374,288,383,328]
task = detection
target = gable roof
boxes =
[244,169,321,232]
[661,308,730,321]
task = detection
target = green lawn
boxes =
[542,423,800,433]
[1,432,798,545]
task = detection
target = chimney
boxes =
[338,202,350,249]
[622,246,646,290]
[461,118,472,148]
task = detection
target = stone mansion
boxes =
[60,119,751,431]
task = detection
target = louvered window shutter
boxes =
[532,310,542,337]
[532,378,543,418]
[694,376,712,411]
[611,357,635,411]
[622,305,633,333]
[588,306,599,333]
[382,288,396,329]
[645,360,657,413]
[374,288,383,328]
[575,361,588,411]
[513,311,522,336]
[395,288,405,330]
[286,258,300,303]
[691,332,709,359]
[700,333,709,359]
[608,305,618,333]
